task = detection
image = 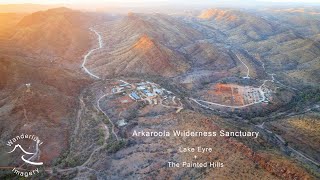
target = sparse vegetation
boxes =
[105,140,127,153]
[97,128,105,145]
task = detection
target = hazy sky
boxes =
[0,0,319,5]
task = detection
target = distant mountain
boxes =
[86,13,213,78]
[9,7,97,61]
[86,12,249,78]
[89,33,189,77]
[263,8,320,37]
[111,13,210,48]
[198,8,275,42]
[0,13,24,38]
[0,3,63,13]
[198,8,238,21]
[243,27,320,85]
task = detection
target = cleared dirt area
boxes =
[201,83,264,106]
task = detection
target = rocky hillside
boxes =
[0,13,24,38]
[89,34,189,77]
[105,13,205,48]
[198,8,275,42]
[0,7,101,166]
[8,8,99,62]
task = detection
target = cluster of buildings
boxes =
[243,86,271,104]
[111,81,173,103]
[109,80,183,127]
[260,86,272,103]
[243,87,263,104]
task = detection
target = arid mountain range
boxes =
[0,6,319,179]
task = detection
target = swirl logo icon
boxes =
[5,134,44,178]
[8,139,43,166]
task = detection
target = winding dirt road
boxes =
[81,28,102,79]
[97,94,119,141]
[234,52,250,79]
